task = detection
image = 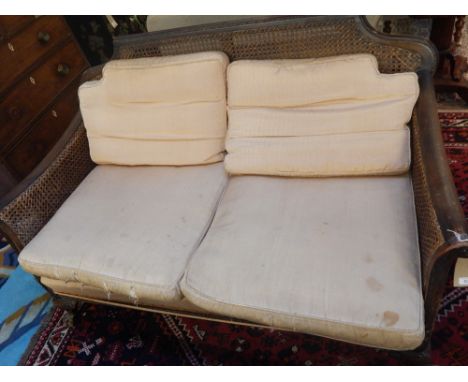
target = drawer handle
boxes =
[57,63,70,76]
[37,31,50,44]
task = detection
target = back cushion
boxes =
[79,52,229,166]
[226,54,419,177]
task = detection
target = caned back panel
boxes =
[113,17,429,74]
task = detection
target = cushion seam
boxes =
[172,174,230,294]
[182,274,424,336]
[227,127,409,139]
[20,257,180,294]
[104,58,228,73]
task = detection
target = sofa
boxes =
[1,16,467,362]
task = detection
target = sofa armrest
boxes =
[412,69,468,337]
[415,71,468,245]
[81,64,104,83]
[0,114,95,252]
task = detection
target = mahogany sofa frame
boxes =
[1,16,467,364]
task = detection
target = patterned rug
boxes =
[0,236,52,365]
[19,111,468,365]
[0,267,52,365]
[0,237,17,289]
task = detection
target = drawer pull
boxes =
[8,42,14,52]
[37,31,50,44]
[57,63,70,76]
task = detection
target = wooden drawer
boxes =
[0,16,71,94]
[0,38,87,152]
[0,16,35,40]
[5,83,80,179]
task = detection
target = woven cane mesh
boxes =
[115,17,422,73]
[410,113,445,292]
[0,122,95,248]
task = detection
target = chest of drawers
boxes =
[0,16,89,197]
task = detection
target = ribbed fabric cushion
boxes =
[226,54,419,176]
[19,163,227,304]
[79,52,229,166]
[181,175,424,350]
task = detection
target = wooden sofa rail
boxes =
[112,16,437,74]
[411,70,468,340]
[0,16,466,354]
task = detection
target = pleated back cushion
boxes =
[79,52,229,166]
[226,54,419,177]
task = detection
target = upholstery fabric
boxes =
[79,52,229,166]
[226,54,419,176]
[19,163,227,303]
[40,277,206,313]
[181,175,424,350]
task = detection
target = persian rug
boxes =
[18,111,468,365]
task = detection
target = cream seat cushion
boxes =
[19,163,227,304]
[40,277,207,313]
[79,52,229,166]
[226,54,419,176]
[181,175,424,350]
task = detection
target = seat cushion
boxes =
[226,54,419,177]
[181,175,424,350]
[19,163,227,304]
[40,277,207,313]
[79,51,229,166]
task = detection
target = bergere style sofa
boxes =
[1,16,467,363]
